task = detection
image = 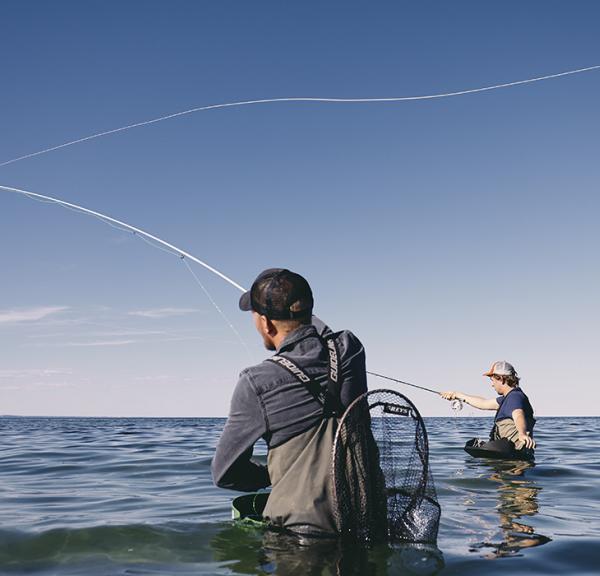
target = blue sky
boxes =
[1,1,599,416]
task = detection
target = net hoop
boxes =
[332,388,440,544]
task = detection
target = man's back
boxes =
[211,318,367,534]
[211,319,366,482]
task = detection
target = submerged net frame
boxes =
[332,389,440,544]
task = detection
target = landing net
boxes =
[332,389,440,544]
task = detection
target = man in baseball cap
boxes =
[212,268,369,536]
[483,360,518,378]
[441,361,536,451]
[238,268,314,319]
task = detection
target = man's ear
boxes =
[263,316,277,337]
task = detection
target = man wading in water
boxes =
[211,268,368,536]
[441,361,536,452]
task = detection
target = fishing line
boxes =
[181,258,254,362]
[126,227,252,354]
[0,185,247,293]
[367,371,463,411]
[1,183,254,359]
[132,228,186,258]
[0,184,518,417]
[25,185,257,360]
[1,65,598,168]
[25,189,150,245]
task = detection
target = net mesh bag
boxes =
[332,389,440,544]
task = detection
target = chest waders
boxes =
[464,390,536,461]
[232,340,441,544]
[260,335,344,536]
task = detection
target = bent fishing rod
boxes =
[2,183,462,410]
[0,185,246,292]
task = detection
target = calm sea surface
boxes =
[1,416,598,575]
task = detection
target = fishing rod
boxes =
[3,184,462,411]
[367,371,440,395]
[367,371,463,410]
[0,185,246,293]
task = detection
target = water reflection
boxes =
[471,461,551,558]
[211,524,445,575]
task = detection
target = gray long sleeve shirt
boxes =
[211,318,367,491]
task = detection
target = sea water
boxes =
[1,416,598,575]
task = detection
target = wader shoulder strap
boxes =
[323,336,342,413]
[267,335,344,417]
[267,355,325,408]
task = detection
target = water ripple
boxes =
[0,416,599,574]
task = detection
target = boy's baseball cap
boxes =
[484,360,517,377]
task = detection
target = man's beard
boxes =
[263,335,276,351]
